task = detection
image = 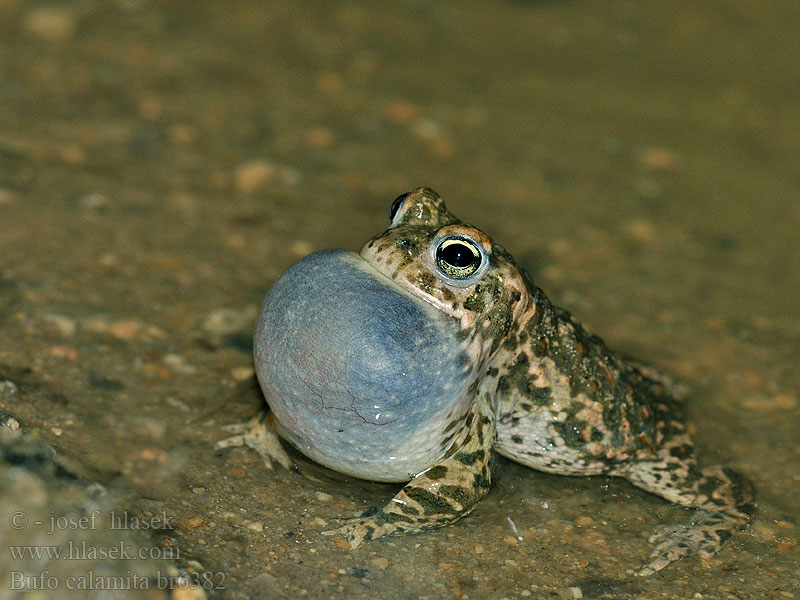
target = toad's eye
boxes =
[389,193,409,221]
[435,237,483,280]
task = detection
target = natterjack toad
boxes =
[217,187,754,575]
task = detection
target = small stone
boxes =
[503,535,520,547]
[370,557,389,570]
[742,394,797,411]
[289,239,313,257]
[139,448,168,463]
[235,160,276,194]
[49,345,78,360]
[385,101,418,125]
[79,192,109,211]
[624,219,657,245]
[59,144,86,164]
[24,6,76,42]
[98,252,119,266]
[0,380,19,396]
[171,585,207,600]
[0,188,15,204]
[246,521,264,532]
[163,353,197,375]
[176,517,205,530]
[412,118,443,141]
[639,147,681,170]
[108,319,142,340]
[577,530,610,555]
[315,491,333,503]
[41,313,77,337]
[50,427,63,436]
[168,124,199,144]
[574,516,594,527]
[305,127,335,149]
[1,415,20,430]
[201,306,257,337]
[317,71,344,94]
[138,93,163,119]
[230,366,255,382]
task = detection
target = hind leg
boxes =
[621,437,755,575]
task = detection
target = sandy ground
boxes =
[1,1,798,598]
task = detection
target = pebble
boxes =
[304,127,335,149]
[0,187,13,204]
[315,491,333,503]
[201,306,258,338]
[623,219,657,245]
[49,345,78,360]
[411,118,455,157]
[1,415,20,430]
[574,516,594,527]
[0,380,19,397]
[230,366,255,382]
[41,313,77,337]
[577,530,610,555]
[503,535,520,547]
[78,192,109,211]
[171,586,207,600]
[316,71,344,95]
[385,101,418,125]
[24,6,76,42]
[639,146,681,170]
[176,517,205,530]
[235,160,276,194]
[742,393,797,411]
[107,319,142,341]
[59,144,86,164]
[289,239,313,257]
[163,353,197,375]
[370,557,389,570]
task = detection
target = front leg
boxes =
[215,410,293,471]
[325,397,496,548]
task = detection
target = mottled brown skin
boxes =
[219,187,754,576]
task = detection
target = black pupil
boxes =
[389,194,408,220]
[438,242,477,268]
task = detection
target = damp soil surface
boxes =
[1,1,798,599]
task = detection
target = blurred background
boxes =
[1,1,798,598]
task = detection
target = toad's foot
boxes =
[638,518,724,576]
[215,411,293,471]
[324,397,495,548]
[625,449,755,576]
